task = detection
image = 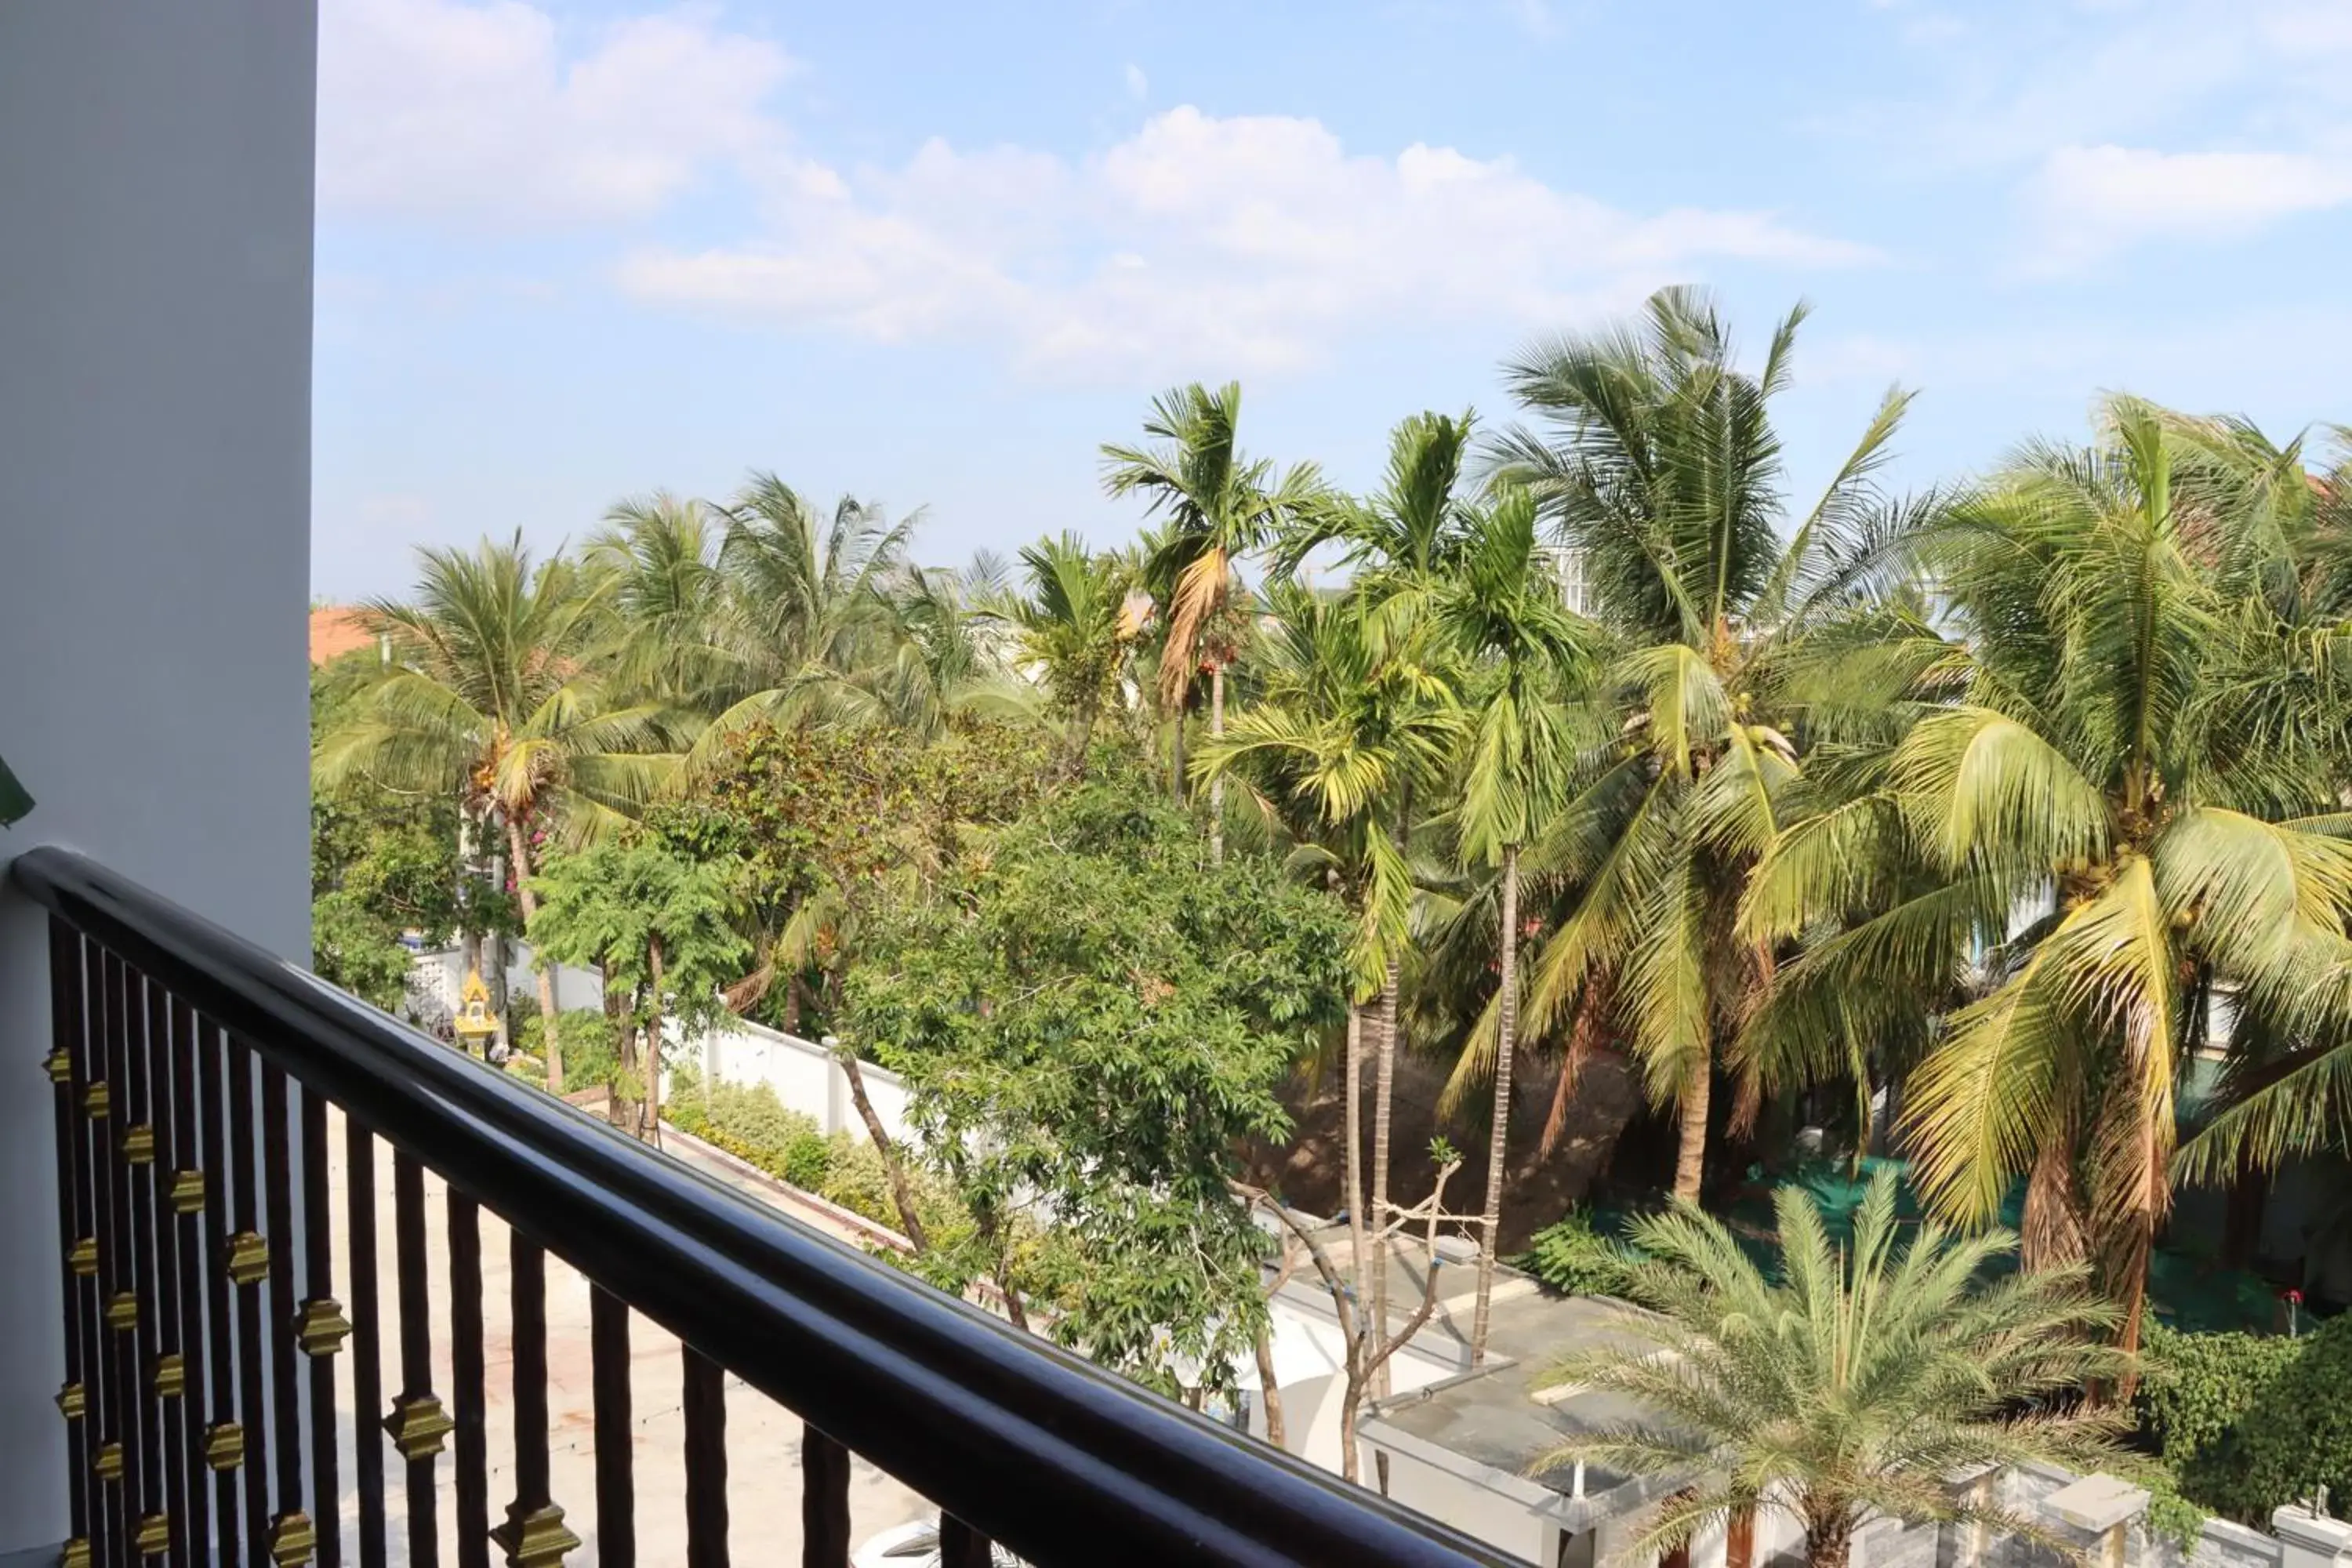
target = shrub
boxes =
[818,1133,965,1240]
[2139,1315,2352,1526]
[1516,1208,1639,1298]
[509,1008,619,1087]
[670,1080,833,1192]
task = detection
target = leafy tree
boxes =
[840,779,1352,1399]
[527,826,749,1139]
[1102,381,1326,855]
[1530,1171,2131,1568]
[314,535,677,1088]
[2137,1316,2352,1526]
[1492,286,1925,1203]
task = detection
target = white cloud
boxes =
[318,0,792,223]
[619,106,1874,381]
[2024,143,2352,268]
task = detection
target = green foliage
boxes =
[1516,1209,1639,1299]
[668,1080,834,1191]
[514,1009,619,1089]
[528,833,750,1044]
[2138,1317,2352,1526]
[1529,1173,2133,1566]
[843,776,1352,1396]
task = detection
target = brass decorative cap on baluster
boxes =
[168,1168,205,1214]
[67,1236,96,1276]
[122,1123,157,1164]
[93,1442,124,1482]
[384,1393,454,1460]
[44,1047,72,1084]
[60,1536,92,1568]
[225,1231,270,1285]
[268,1511,316,1567]
[203,1421,244,1470]
[294,1298,352,1357]
[135,1512,170,1557]
[104,1292,137,1330]
[55,1381,85,1420]
[83,1081,110,1119]
[153,1352,187,1399]
[491,1502,582,1568]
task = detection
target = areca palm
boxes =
[314,533,677,1088]
[1436,486,1599,1361]
[1102,381,1326,856]
[1529,1172,2130,1568]
[1489,287,1922,1203]
[1745,397,2352,1356]
[1194,583,1465,1356]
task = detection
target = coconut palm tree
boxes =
[1745,397,2352,1357]
[1434,485,1599,1361]
[314,533,677,1088]
[585,491,732,705]
[1529,1171,2131,1568]
[1489,286,1923,1203]
[678,474,924,755]
[982,532,1138,774]
[1102,381,1326,857]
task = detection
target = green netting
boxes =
[1581,1155,2281,1334]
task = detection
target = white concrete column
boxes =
[0,4,316,1551]
[2274,1508,2352,1568]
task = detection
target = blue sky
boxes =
[313,0,2352,597]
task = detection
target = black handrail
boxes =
[14,846,1515,1568]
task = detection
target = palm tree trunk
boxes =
[506,815,564,1091]
[1170,701,1188,805]
[1343,1002,1368,1317]
[1370,955,1400,1391]
[1472,844,1519,1364]
[1804,1515,1853,1568]
[1671,1049,1710,1203]
[1209,662,1225,862]
[641,933,664,1145]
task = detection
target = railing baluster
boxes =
[299,1085,347,1568]
[170,997,210,1568]
[491,1236,578,1568]
[937,1515,992,1568]
[199,1014,243,1567]
[99,949,138,1559]
[800,1428,850,1568]
[447,1193,489,1568]
[589,1288,632,1568]
[48,922,94,1568]
[228,1037,274,1568]
[682,1349,728,1568]
[387,1152,451,1567]
[264,1062,313,1566]
[127,970,169,1559]
[347,1122,388,1568]
[145,983,188,1564]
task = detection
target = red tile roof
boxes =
[310,608,378,666]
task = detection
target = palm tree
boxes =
[1490,287,1923,1203]
[314,533,677,1088]
[982,532,1138,774]
[1745,397,2352,1358]
[1529,1172,2131,1568]
[1435,485,1597,1362]
[585,492,731,704]
[1102,381,1326,858]
[681,474,924,756]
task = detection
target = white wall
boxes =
[0,4,317,1548]
[699,1018,914,1144]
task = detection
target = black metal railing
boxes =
[15,846,1512,1568]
